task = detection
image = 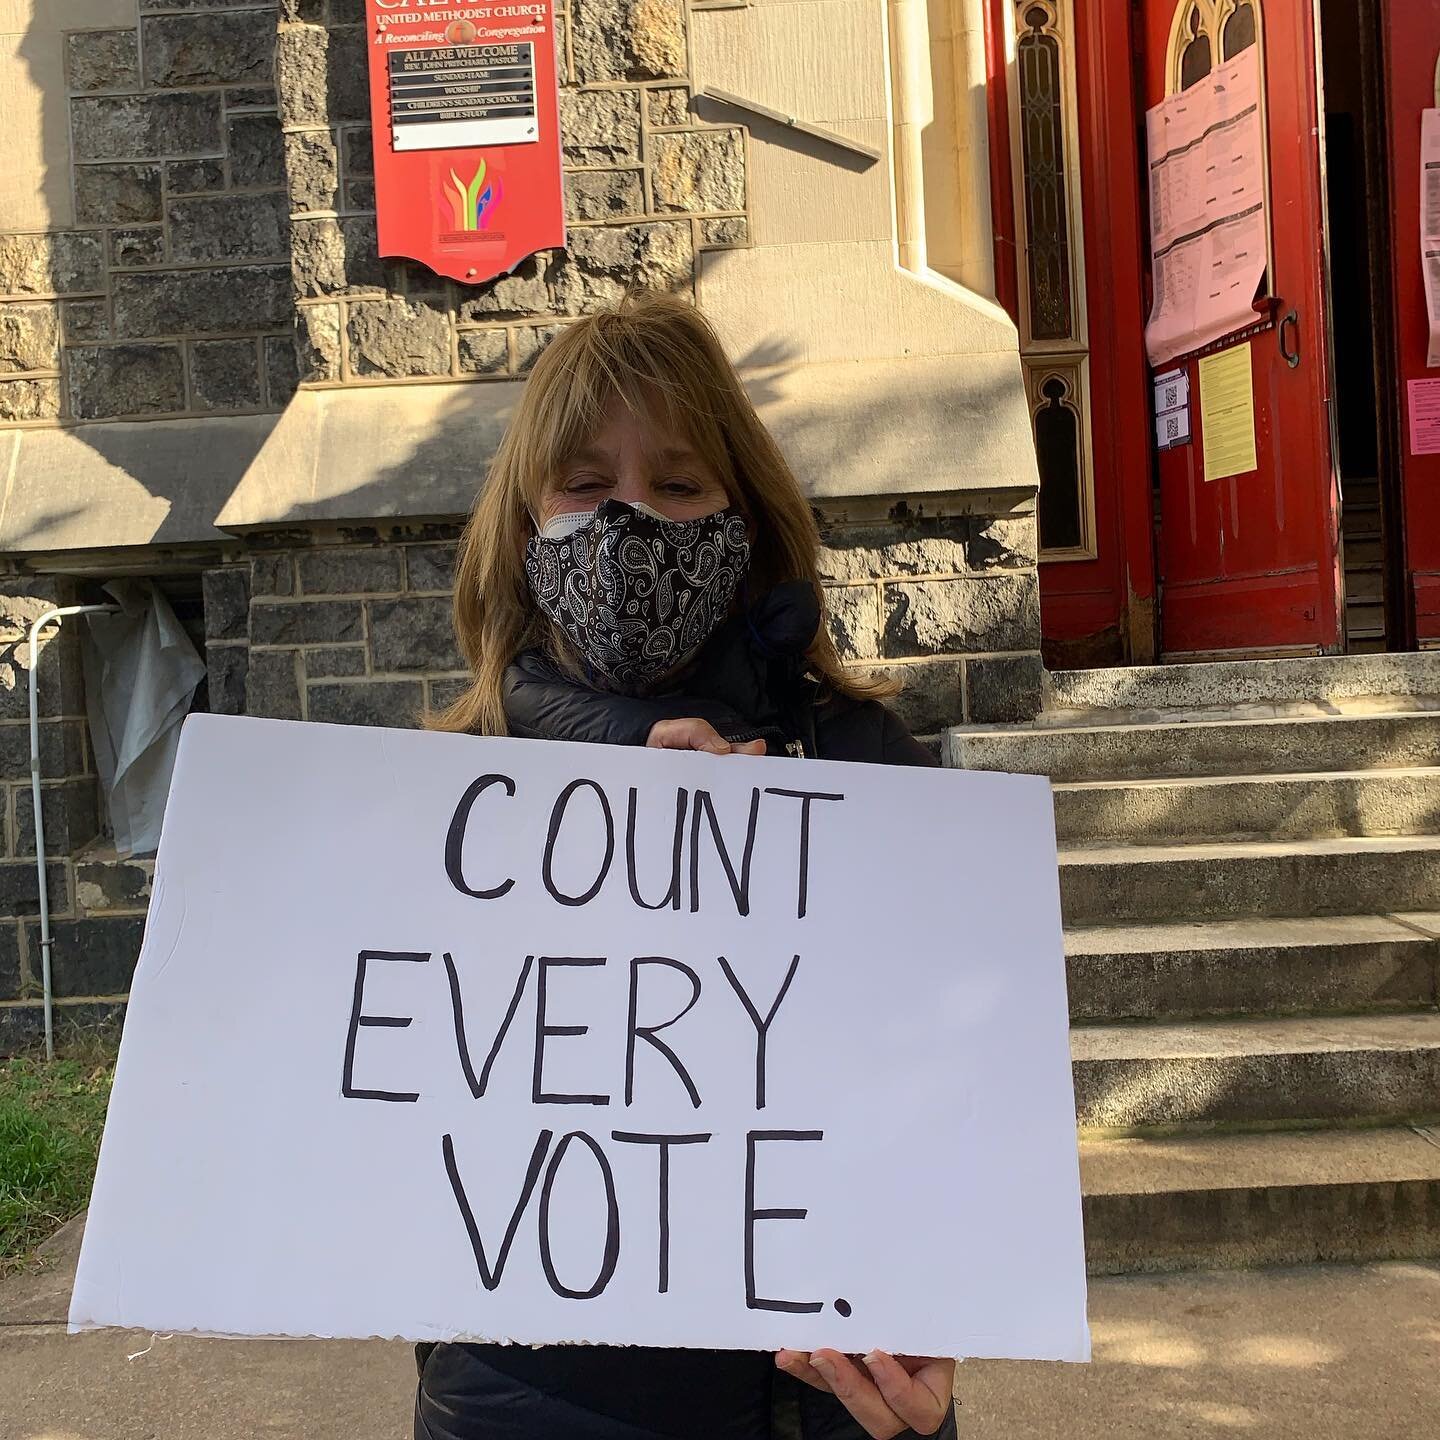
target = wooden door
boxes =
[1139,0,1343,655]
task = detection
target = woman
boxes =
[424,293,957,1440]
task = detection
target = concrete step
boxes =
[1081,1126,1440,1273]
[1042,652,1440,720]
[1065,914,1440,1022]
[1059,835,1440,925]
[1070,1013,1440,1129]
[1053,767,1440,845]
[948,710,1440,782]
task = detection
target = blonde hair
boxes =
[430,292,895,736]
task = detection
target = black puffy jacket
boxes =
[415,583,954,1440]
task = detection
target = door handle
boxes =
[1278,308,1300,368]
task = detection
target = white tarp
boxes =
[71,714,1089,1362]
[81,581,205,857]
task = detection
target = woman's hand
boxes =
[646,718,765,755]
[775,1349,955,1438]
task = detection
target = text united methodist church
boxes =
[2,1,1439,1275]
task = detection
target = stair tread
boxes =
[1064,912,1440,956]
[1058,833,1440,865]
[1053,765,1440,794]
[1080,1125,1440,1196]
[1070,1011,1440,1062]
[951,701,1440,738]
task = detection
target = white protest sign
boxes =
[71,714,1088,1362]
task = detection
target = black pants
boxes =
[414,1343,959,1440]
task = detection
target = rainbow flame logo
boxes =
[445,160,503,232]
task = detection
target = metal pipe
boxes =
[28,604,120,1061]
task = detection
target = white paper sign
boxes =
[71,715,1088,1362]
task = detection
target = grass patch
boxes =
[0,1025,119,1274]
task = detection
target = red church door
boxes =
[1138,0,1342,656]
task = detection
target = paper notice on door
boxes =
[1420,110,1440,367]
[1407,378,1440,453]
[1144,50,1268,368]
[1198,344,1258,481]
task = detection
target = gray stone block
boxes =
[457,256,550,321]
[514,324,564,374]
[250,552,296,598]
[0,379,62,422]
[647,87,690,128]
[226,87,278,110]
[406,543,457,592]
[824,585,881,662]
[303,646,367,679]
[276,24,329,128]
[297,303,342,380]
[368,596,463,672]
[141,12,276,88]
[67,29,141,93]
[0,923,19,1001]
[458,329,508,375]
[0,304,60,374]
[882,574,1041,657]
[32,916,146,999]
[279,0,326,20]
[345,178,375,212]
[62,300,110,342]
[66,344,184,420]
[859,659,963,735]
[307,680,424,729]
[14,780,100,859]
[297,547,403,595]
[265,334,300,405]
[291,217,385,297]
[0,601,84,721]
[71,93,223,162]
[968,515,1038,571]
[328,0,367,24]
[74,852,153,910]
[207,643,248,716]
[965,652,1045,724]
[190,339,262,410]
[0,233,105,296]
[571,0,685,82]
[816,516,970,582]
[0,1002,125,1059]
[245,649,302,720]
[0,861,70,918]
[347,299,450,378]
[110,227,166,269]
[251,599,363,645]
[286,129,339,211]
[560,89,642,164]
[565,169,645,222]
[169,192,289,264]
[113,265,291,337]
[74,163,163,225]
[166,158,226,195]
[203,567,251,642]
[228,113,286,190]
[700,216,748,249]
[650,129,745,213]
[342,125,374,178]
[550,222,693,314]
[326,26,370,121]
[427,677,470,712]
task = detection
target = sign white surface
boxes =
[71,715,1088,1362]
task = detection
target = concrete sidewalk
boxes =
[3,1220,1437,1439]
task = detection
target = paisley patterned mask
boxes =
[525,498,752,691]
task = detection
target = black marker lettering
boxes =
[744,1129,824,1313]
[612,1131,712,1293]
[442,1130,552,1289]
[341,949,429,1103]
[533,958,610,1106]
[625,957,703,1108]
[537,1131,621,1300]
[444,951,534,1100]
[689,787,762,916]
[543,779,615,907]
[718,954,801,1110]
[626,786,688,910]
[445,775,517,899]
[763,788,844,919]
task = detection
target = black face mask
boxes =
[524,498,752,691]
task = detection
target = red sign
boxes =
[364,1,565,286]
